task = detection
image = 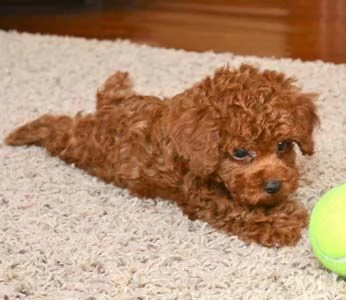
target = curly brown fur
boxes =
[5,64,319,247]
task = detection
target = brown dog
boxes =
[5,64,319,247]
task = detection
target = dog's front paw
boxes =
[256,203,309,247]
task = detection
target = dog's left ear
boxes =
[294,93,320,155]
[169,106,220,177]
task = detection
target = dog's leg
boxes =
[182,196,307,247]
[5,113,120,182]
[250,199,308,247]
[5,114,72,151]
[218,199,308,247]
[178,176,307,247]
[96,71,135,110]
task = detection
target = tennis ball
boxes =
[309,183,346,277]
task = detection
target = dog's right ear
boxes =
[168,106,221,178]
[292,93,320,156]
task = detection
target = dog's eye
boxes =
[277,141,291,152]
[233,148,249,160]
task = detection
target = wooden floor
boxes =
[0,0,345,64]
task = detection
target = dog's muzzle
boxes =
[264,180,282,194]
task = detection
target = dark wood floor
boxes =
[0,0,345,64]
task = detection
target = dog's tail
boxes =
[5,114,72,149]
[96,71,134,110]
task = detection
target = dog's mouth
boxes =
[212,170,299,207]
[254,192,286,207]
[209,179,288,207]
[226,179,298,207]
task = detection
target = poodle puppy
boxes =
[5,64,319,247]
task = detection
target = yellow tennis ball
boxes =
[309,183,346,277]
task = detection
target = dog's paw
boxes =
[257,204,308,247]
[235,201,308,247]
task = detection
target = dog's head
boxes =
[169,64,319,206]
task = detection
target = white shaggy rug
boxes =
[0,30,346,300]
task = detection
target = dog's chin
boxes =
[250,193,285,207]
[231,187,296,207]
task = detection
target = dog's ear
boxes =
[293,93,320,155]
[169,106,220,177]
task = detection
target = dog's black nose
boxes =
[264,180,282,194]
